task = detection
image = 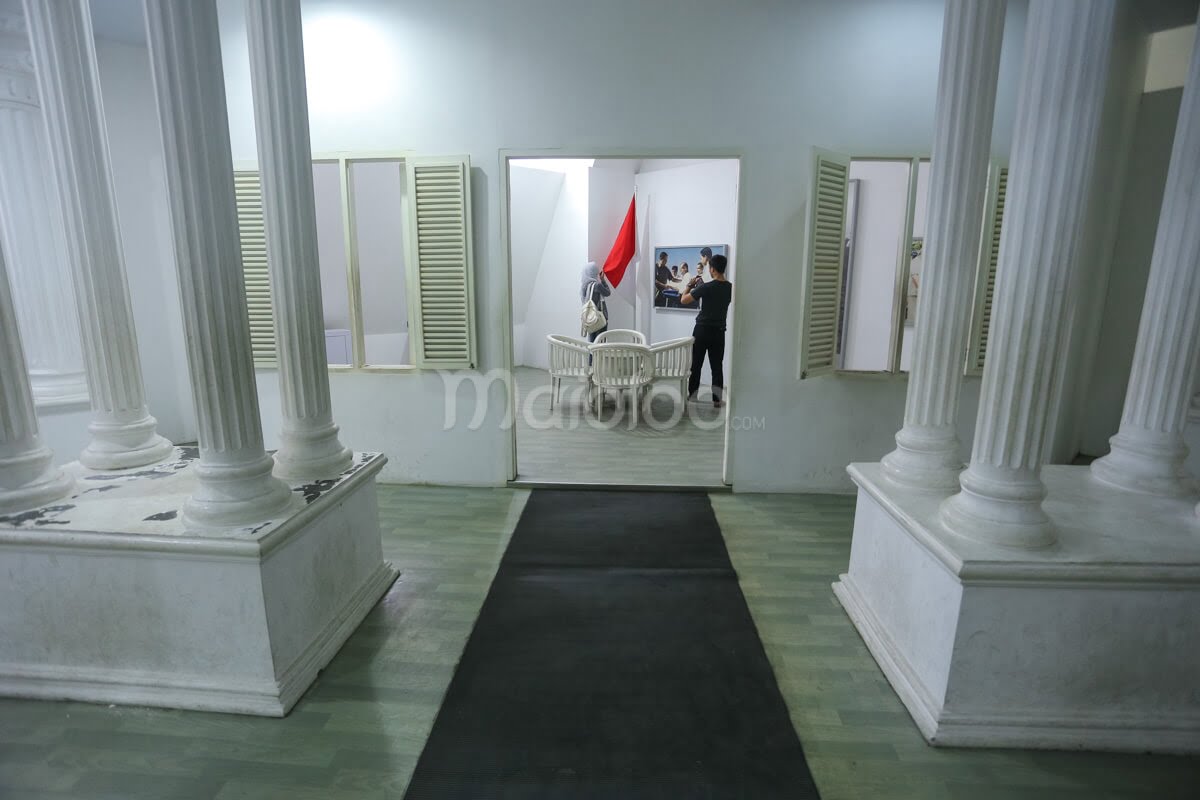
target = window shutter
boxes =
[233,170,276,365]
[966,165,1007,376]
[405,156,476,369]
[799,149,850,378]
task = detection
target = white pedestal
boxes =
[835,463,1200,753]
[0,448,396,716]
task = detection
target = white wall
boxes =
[312,161,351,333]
[1145,23,1196,92]
[350,160,410,365]
[38,40,196,462]
[509,165,564,335]
[635,159,740,387]
[87,0,1042,490]
[842,159,910,372]
[515,165,589,369]
[588,159,638,331]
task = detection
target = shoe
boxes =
[713,400,724,408]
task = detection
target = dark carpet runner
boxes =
[404,489,820,799]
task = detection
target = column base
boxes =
[939,463,1055,549]
[273,421,353,481]
[837,463,1200,753]
[184,452,295,530]
[80,414,174,470]
[881,426,964,491]
[0,450,394,716]
[1090,431,1196,498]
[0,447,74,514]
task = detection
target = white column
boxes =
[0,0,87,407]
[940,0,1117,549]
[143,0,292,528]
[881,0,1006,490]
[23,0,173,469]
[246,0,352,480]
[0,237,74,512]
[1090,19,1200,498]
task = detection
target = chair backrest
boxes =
[594,328,646,345]
[650,336,694,379]
[546,334,591,377]
[590,343,653,389]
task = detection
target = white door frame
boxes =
[498,147,746,487]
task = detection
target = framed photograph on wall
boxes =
[652,244,729,310]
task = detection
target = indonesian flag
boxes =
[602,196,636,288]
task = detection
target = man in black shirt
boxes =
[654,251,673,307]
[680,254,732,407]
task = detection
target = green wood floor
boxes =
[2,486,1197,799]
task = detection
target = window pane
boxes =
[313,161,352,366]
[349,160,411,366]
[841,159,911,372]
[899,159,931,372]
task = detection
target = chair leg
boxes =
[550,377,557,411]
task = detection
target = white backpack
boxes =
[580,281,607,335]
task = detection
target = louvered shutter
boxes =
[233,170,276,365]
[405,156,476,369]
[966,165,1007,375]
[799,150,850,378]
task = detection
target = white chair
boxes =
[546,334,592,410]
[649,336,694,401]
[593,328,646,345]
[590,342,654,424]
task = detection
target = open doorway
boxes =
[504,156,741,488]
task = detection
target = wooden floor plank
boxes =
[2,486,1198,798]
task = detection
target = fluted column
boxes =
[940,0,1117,549]
[0,236,74,512]
[0,1,87,408]
[23,0,172,468]
[881,0,1006,490]
[1091,18,1200,499]
[247,0,351,480]
[143,0,292,528]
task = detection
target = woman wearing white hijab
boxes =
[580,261,611,342]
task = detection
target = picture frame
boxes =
[651,244,729,312]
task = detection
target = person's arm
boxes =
[681,282,706,306]
[596,273,612,297]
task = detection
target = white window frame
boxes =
[235,150,475,374]
[801,150,996,379]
